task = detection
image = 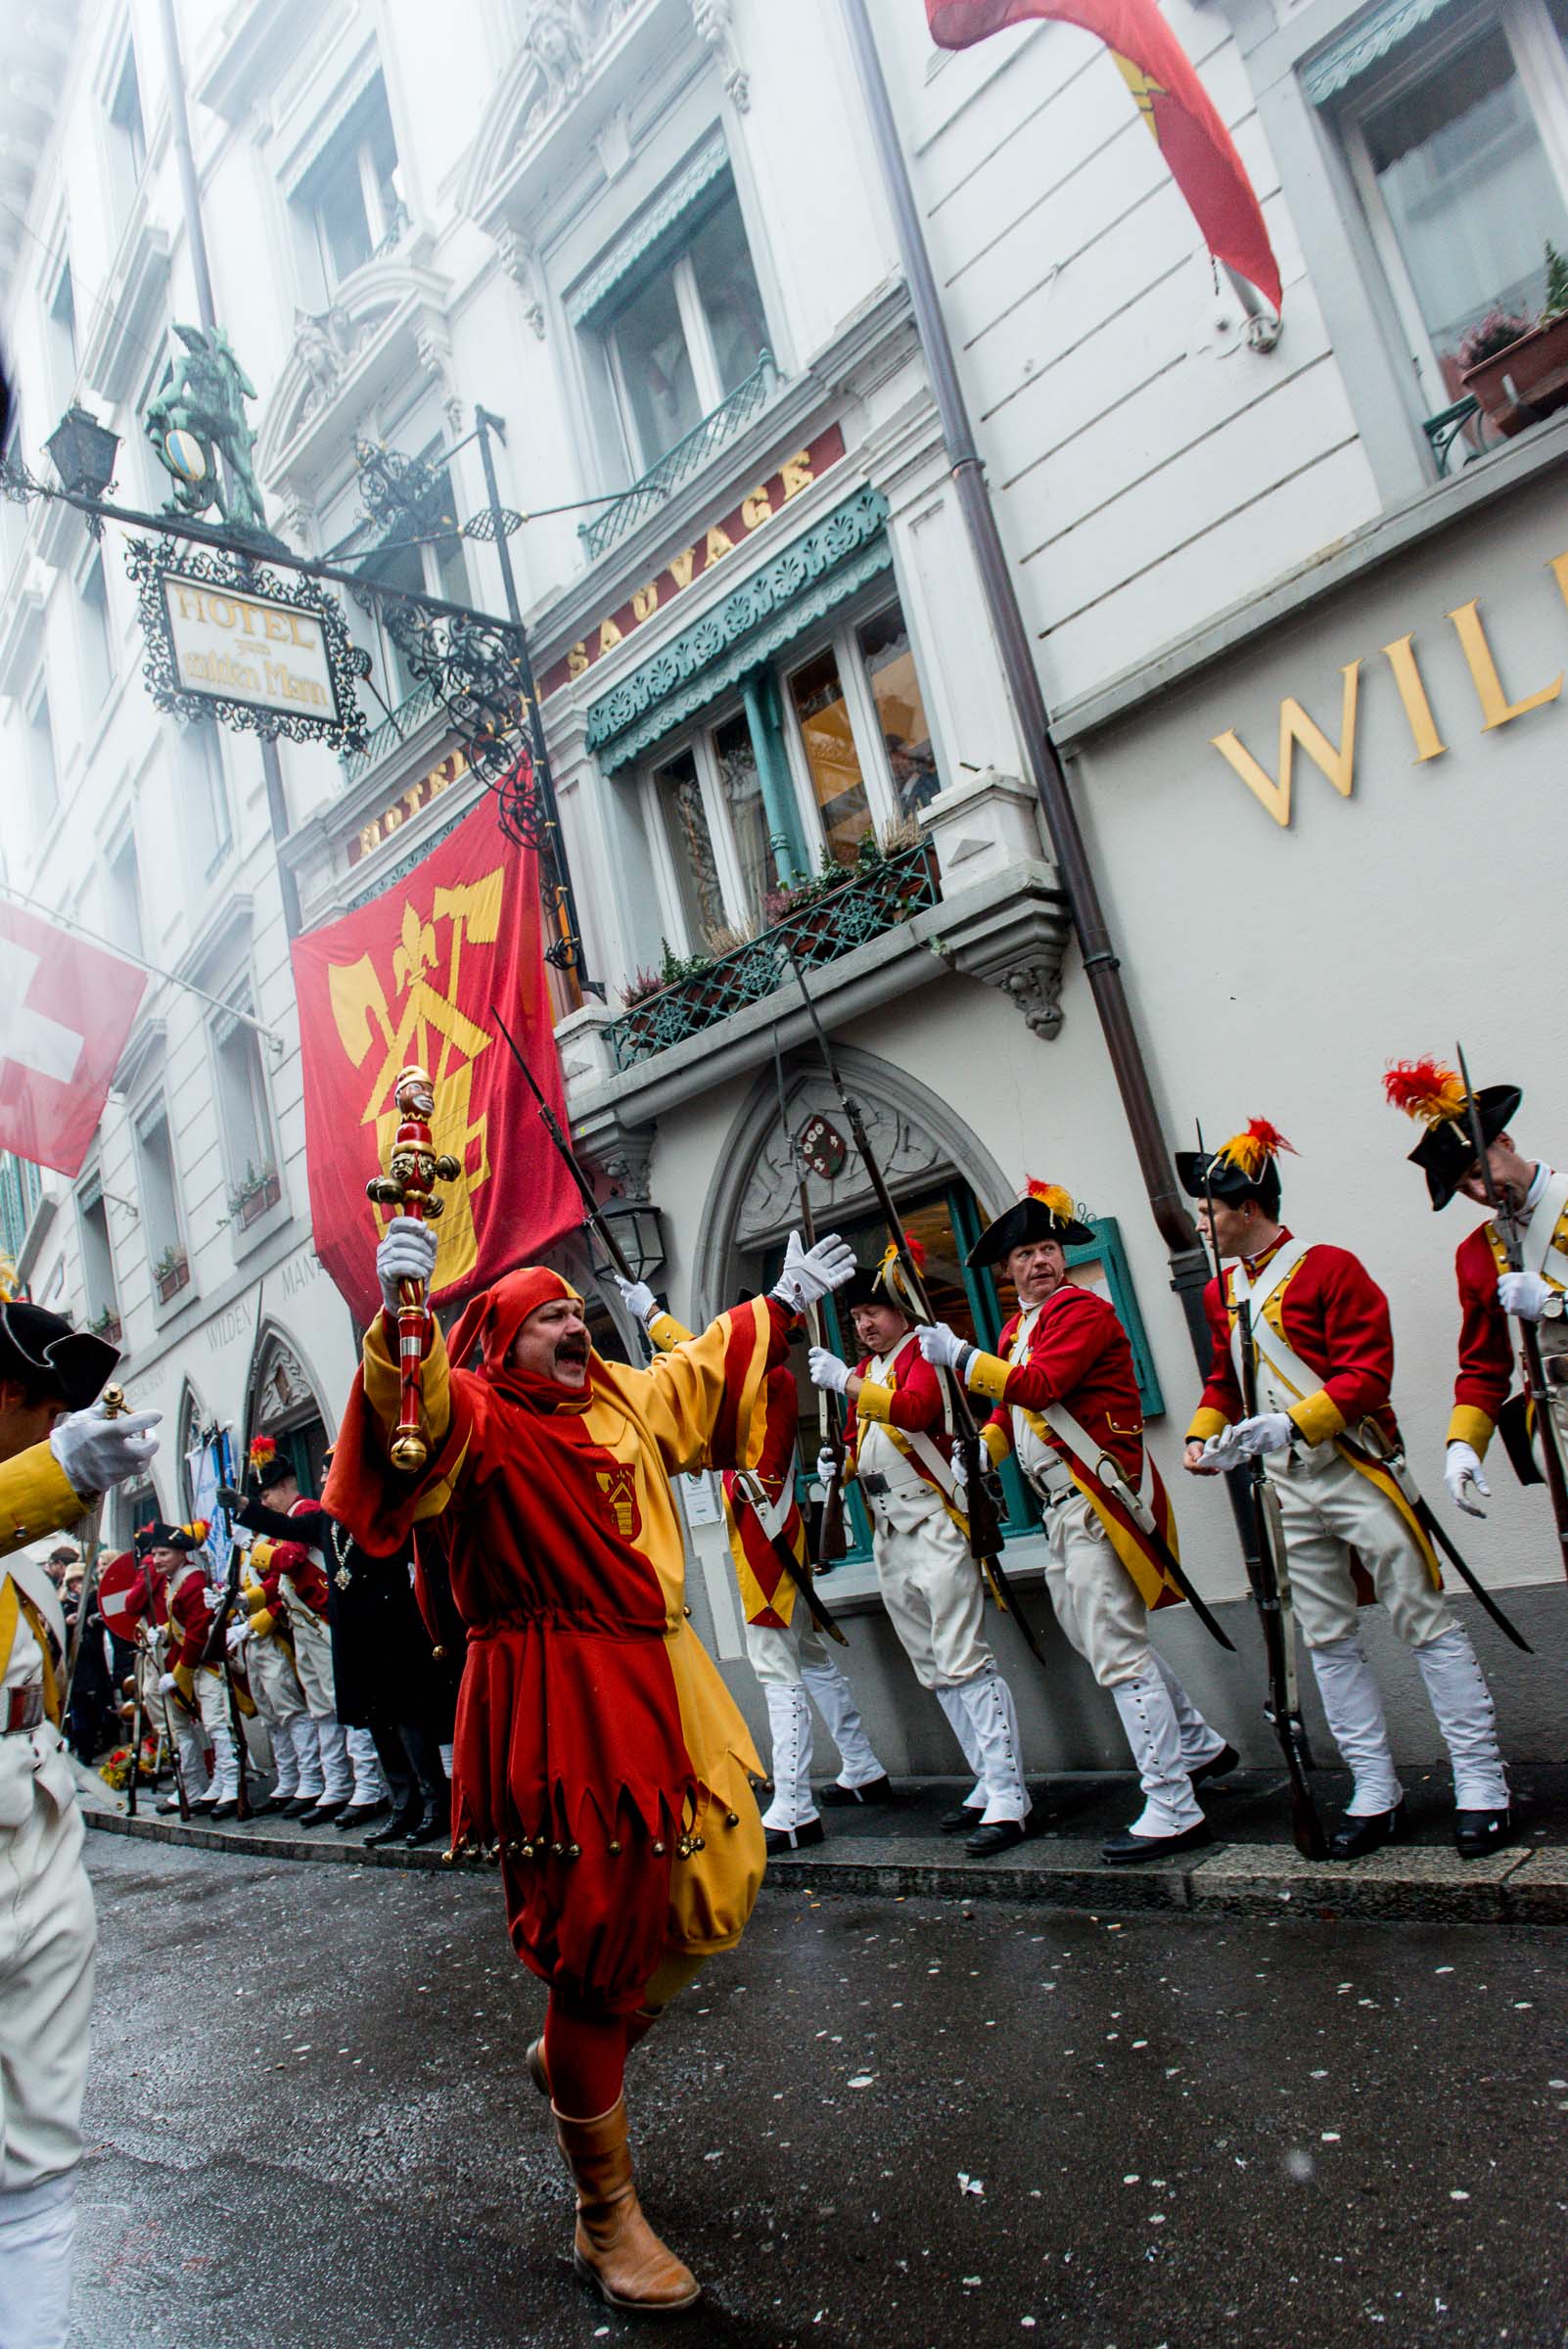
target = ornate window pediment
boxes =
[255,252,455,501]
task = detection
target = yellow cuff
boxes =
[964,1351,1012,1405]
[364,1315,451,1447]
[0,1442,87,1559]
[1448,1405,1496,1456]
[247,1609,274,1638]
[1185,1406,1228,1444]
[648,1311,692,1353]
[981,1422,1011,1468]
[854,1379,895,1425]
[172,1664,196,1705]
[1288,1389,1346,1448]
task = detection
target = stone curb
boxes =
[81,1805,1568,1925]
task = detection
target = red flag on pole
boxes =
[926,0,1282,312]
[291,802,583,1326]
[0,900,148,1177]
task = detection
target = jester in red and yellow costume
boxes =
[325,1215,855,2316]
[1179,1117,1511,1862]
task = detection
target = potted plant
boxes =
[90,1304,121,1344]
[228,1160,281,1229]
[1458,244,1568,436]
[153,1243,190,1305]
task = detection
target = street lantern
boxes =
[591,1202,667,1285]
[44,405,120,500]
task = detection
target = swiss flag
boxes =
[0,900,148,1177]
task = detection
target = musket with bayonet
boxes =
[489,1004,849,1647]
[781,944,1056,1670]
[1456,1040,1568,1577]
[772,1027,849,1565]
[1196,1125,1325,1861]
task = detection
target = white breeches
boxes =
[287,1607,337,1717]
[189,1671,238,1803]
[871,1491,992,1689]
[1041,1493,1152,1688]
[346,1727,387,1806]
[1268,1447,1453,1650]
[0,1783,94,2194]
[246,1636,307,1727]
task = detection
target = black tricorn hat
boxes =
[1176,1120,1294,1220]
[1383,1061,1521,1211]
[0,1300,118,1410]
[134,1518,208,1557]
[967,1181,1093,1270]
[840,1237,926,1320]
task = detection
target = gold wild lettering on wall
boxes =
[1210,555,1568,825]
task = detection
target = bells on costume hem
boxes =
[441,1819,718,1866]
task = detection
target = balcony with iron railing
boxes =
[578,349,778,564]
[602,839,940,1072]
[340,678,442,785]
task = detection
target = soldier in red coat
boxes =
[1384,1059,1568,1516]
[808,1245,1032,1857]
[920,1182,1234,1864]
[135,1520,243,1818]
[1179,1120,1510,1860]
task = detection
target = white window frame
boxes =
[777,598,911,856]
[640,712,753,955]
[604,245,733,477]
[132,1088,187,1276]
[1338,0,1568,415]
[103,820,144,960]
[292,69,403,306]
[74,1174,119,1330]
[44,253,77,413]
[208,982,279,1213]
[108,34,148,195]
[74,542,115,714]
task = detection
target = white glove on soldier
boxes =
[49,1402,161,1497]
[808,1347,852,1396]
[1234,1411,1293,1458]
[1498,1268,1552,1321]
[814,1447,838,1485]
[773,1230,856,1313]
[917,1321,967,1371]
[1445,1441,1490,1517]
[158,1672,177,1695]
[377,1215,438,1317]
[613,1274,658,1324]
[225,1623,248,1658]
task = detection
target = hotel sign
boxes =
[538,422,846,700]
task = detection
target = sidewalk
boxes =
[76,1756,1568,1925]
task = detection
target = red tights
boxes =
[543,1999,635,2120]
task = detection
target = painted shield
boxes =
[98,1551,148,1640]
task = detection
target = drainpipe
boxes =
[838,0,1214,1368]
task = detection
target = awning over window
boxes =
[1301,0,1462,103]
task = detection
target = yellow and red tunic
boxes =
[327,1267,777,2013]
[1449,1180,1568,1454]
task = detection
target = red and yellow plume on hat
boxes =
[1024,1179,1076,1223]
[184,1519,210,1545]
[1383,1057,1468,1129]
[1216,1119,1294,1178]
[248,1435,278,1476]
[877,1232,928,1279]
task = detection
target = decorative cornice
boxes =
[586,487,892,768]
[566,127,728,326]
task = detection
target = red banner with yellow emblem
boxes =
[291,805,583,1325]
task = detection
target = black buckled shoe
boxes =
[209,1798,239,1821]
[405,1796,451,1848]
[1102,1819,1214,1865]
[337,1797,391,1833]
[819,1774,896,1808]
[1189,1743,1240,1787]
[282,1795,317,1819]
[365,1800,425,1849]
[300,1799,347,1827]
[1454,1806,1513,1860]
[940,1804,986,1834]
[1327,1799,1409,1861]
[764,1818,826,1857]
[964,1819,1027,1858]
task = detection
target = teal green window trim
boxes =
[741,667,807,885]
[1063,1217,1165,1420]
[567,132,730,328]
[1300,0,1460,102]
[585,487,892,773]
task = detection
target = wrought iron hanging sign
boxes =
[126,536,368,753]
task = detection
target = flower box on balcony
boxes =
[228,1165,281,1230]
[90,1310,121,1345]
[1460,311,1568,436]
[154,1252,190,1306]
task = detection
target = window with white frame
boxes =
[46,260,77,412]
[1332,0,1568,424]
[591,172,768,476]
[76,1180,118,1334]
[109,39,148,200]
[180,718,232,879]
[79,549,115,711]
[640,593,939,955]
[134,1097,188,1297]
[105,829,143,958]
[292,74,403,304]
[211,992,278,1222]
[25,678,58,833]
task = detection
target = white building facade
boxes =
[2,0,1563,1764]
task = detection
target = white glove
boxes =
[917,1321,966,1371]
[49,1402,161,1496]
[1234,1410,1294,1458]
[815,1447,838,1485]
[1498,1268,1552,1321]
[613,1274,657,1324]
[377,1214,438,1317]
[808,1347,852,1396]
[1445,1441,1490,1517]
[158,1672,177,1695]
[225,1623,248,1658]
[773,1230,857,1313]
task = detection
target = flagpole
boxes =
[0,883,285,1055]
[837,0,1214,1373]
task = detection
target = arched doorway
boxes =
[245,1325,334,1498]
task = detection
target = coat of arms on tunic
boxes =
[595,1464,641,1542]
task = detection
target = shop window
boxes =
[788,646,875,868]
[857,608,939,819]
[595,176,767,475]
[1332,0,1568,454]
[109,42,148,196]
[293,74,403,302]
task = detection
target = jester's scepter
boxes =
[366,1064,460,1474]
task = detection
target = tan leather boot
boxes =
[526,2037,551,2098]
[553,2097,701,2314]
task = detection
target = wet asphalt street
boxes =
[71,1835,1568,2349]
